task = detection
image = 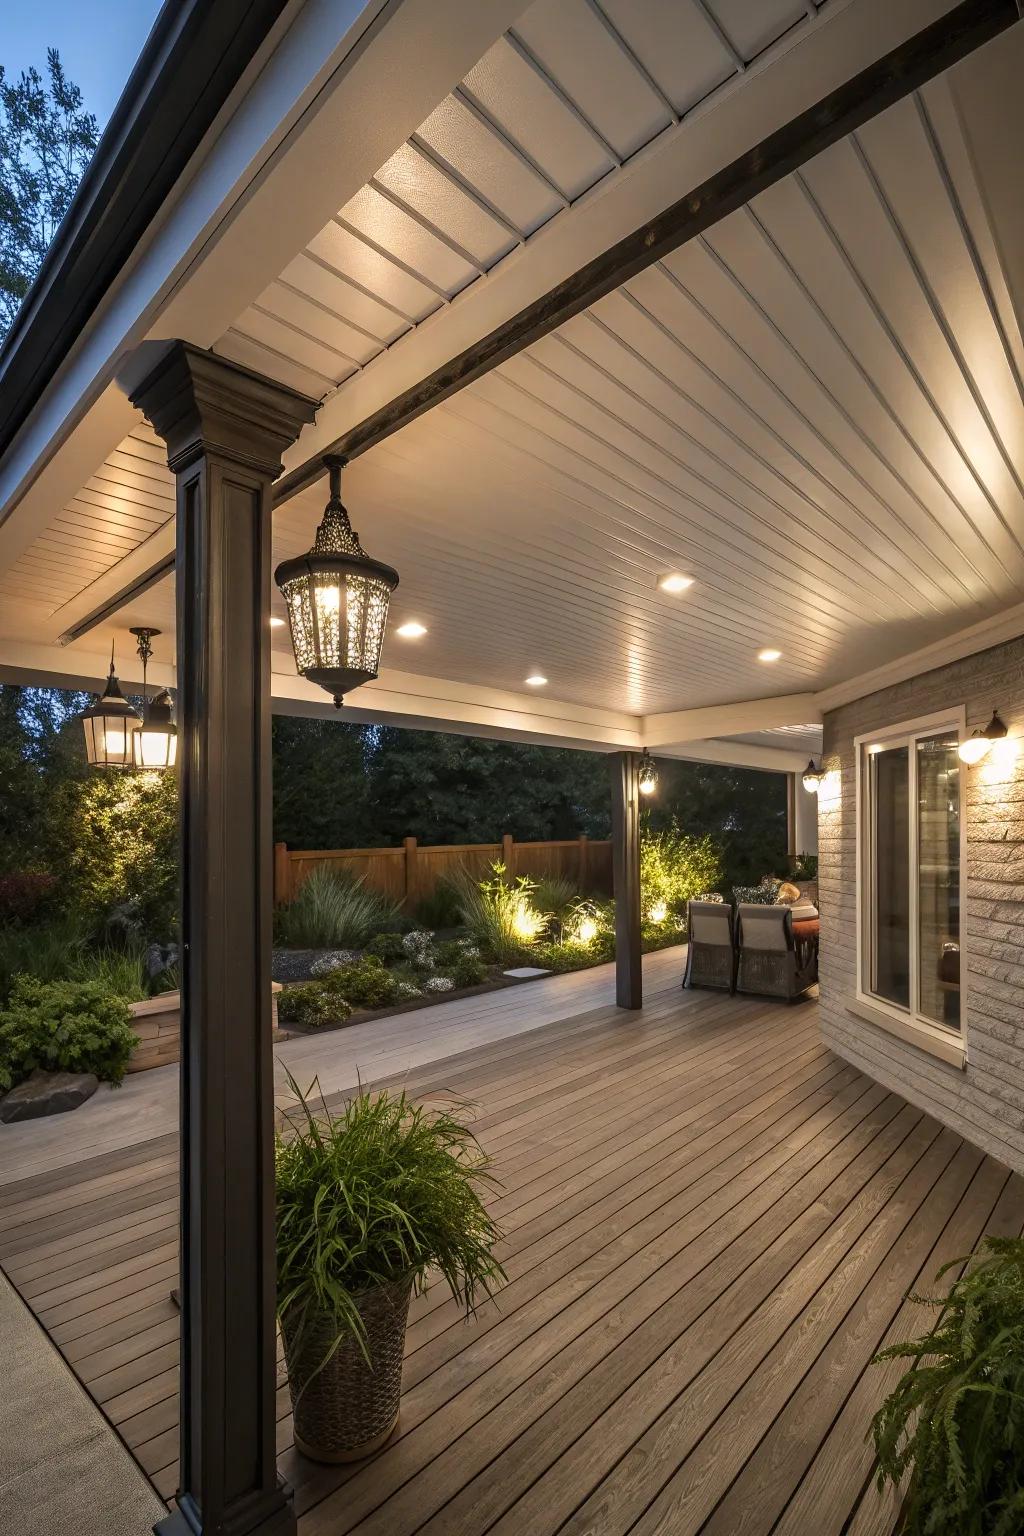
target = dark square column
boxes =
[131,343,317,1536]
[610,751,642,1010]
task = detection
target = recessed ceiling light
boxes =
[396,621,427,638]
[525,674,548,687]
[269,616,285,628]
[758,648,782,662]
[657,572,694,594]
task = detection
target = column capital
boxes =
[130,340,318,477]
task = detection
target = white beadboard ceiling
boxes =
[3,0,1024,723]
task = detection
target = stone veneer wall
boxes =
[819,634,1024,1174]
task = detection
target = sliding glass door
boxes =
[860,718,961,1035]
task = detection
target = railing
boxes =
[273,835,612,907]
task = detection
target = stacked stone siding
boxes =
[820,634,1024,1174]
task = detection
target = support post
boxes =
[610,752,642,1010]
[501,832,515,873]
[578,833,589,890]
[132,343,316,1536]
[274,842,290,905]
[403,835,418,906]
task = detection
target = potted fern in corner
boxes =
[275,1077,505,1463]
[871,1236,1024,1535]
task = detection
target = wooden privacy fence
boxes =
[273,835,612,907]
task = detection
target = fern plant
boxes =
[871,1236,1024,1536]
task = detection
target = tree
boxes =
[0,49,98,336]
[645,759,788,892]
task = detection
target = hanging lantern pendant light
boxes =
[81,643,142,768]
[275,456,399,708]
[638,747,658,795]
[130,627,177,769]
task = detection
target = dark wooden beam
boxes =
[610,751,642,1010]
[273,0,1019,505]
[131,343,317,1536]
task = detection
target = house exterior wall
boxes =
[819,635,1024,1174]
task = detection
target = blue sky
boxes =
[4,1,164,126]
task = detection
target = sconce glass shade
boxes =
[81,663,141,768]
[275,460,398,708]
[133,690,177,769]
[958,709,1007,765]
[801,758,823,793]
[638,748,658,795]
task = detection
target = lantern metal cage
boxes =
[80,652,141,768]
[801,758,824,793]
[638,748,658,795]
[274,457,399,708]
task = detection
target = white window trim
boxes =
[853,706,967,1068]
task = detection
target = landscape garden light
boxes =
[958,708,1007,765]
[576,915,598,944]
[802,758,824,793]
[130,628,177,770]
[648,901,668,924]
[638,748,658,795]
[275,456,399,707]
[80,644,141,768]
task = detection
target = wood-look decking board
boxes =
[1,982,1019,1536]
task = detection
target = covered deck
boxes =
[2,965,1019,1536]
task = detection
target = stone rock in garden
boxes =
[145,941,179,980]
[273,948,360,982]
[0,1069,99,1123]
[309,950,361,977]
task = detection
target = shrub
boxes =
[0,920,148,1006]
[394,978,423,1001]
[434,937,479,968]
[424,976,455,994]
[402,930,437,971]
[324,956,400,1010]
[0,975,138,1091]
[733,877,781,906]
[413,878,466,930]
[791,852,818,881]
[276,1080,506,1362]
[640,825,723,923]
[450,863,548,966]
[871,1236,1024,1536]
[274,867,399,950]
[277,983,352,1030]
[365,932,407,964]
[448,953,487,988]
[0,871,57,926]
[531,876,579,923]
[53,769,179,939]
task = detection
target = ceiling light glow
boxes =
[525,674,548,687]
[657,573,694,594]
[758,648,782,662]
[396,621,427,638]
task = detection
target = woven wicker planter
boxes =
[282,1273,413,1463]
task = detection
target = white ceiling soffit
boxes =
[4,2,1024,724]
[218,0,822,399]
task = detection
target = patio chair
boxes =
[736,904,817,1000]
[683,901,737,993]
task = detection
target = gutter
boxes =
[0,0,293,464]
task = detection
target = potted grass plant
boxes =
[870,1235,1024,1535]
[275,1076,505,1463]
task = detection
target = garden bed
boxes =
[279,972,526,1035]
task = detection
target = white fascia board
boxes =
[642,695,821,748]
[659,740,811,774]
[815,601,1024,713]
[275,0,958,487]
[0,0,526,564]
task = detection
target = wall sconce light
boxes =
[801,758,824,793]
[638,748,658,795]
[958,708,1007,765]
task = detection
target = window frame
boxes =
[853,707,967,1060]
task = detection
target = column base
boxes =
[155,1484,295,1536]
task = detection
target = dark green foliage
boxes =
[0,870,56,924]
[792,852,818,880]
[277,983,352,1030]
[323,956,399,1010]
[0,919,149,1007]
[275,1077,506,1361]
[0,975,137,1091]
[50,768,179,938]
[274,867,398,950]
[447,953,487,988]
[0,51,98,336]
[531,876,580,922]
[413,878,466,930]
[871,1236,1024,1536]
[271,716,372,849]
[364,932,407,964]
[645,760,788,892]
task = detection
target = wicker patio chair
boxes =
[683,901,737,993]
[736,903,817,1000]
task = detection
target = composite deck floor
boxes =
[1,982,1021,1535]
